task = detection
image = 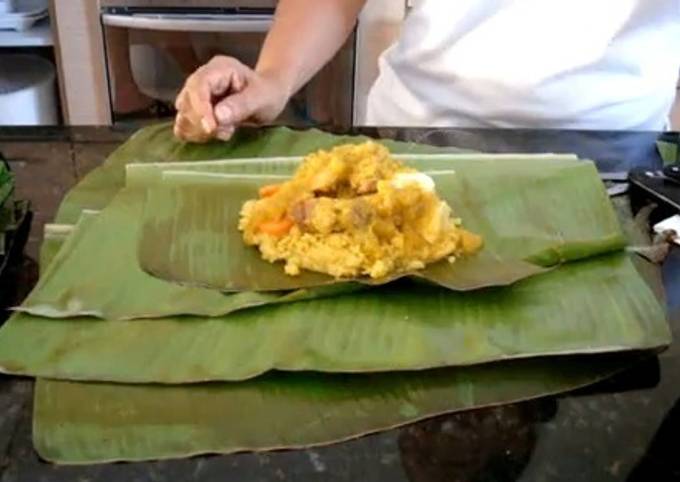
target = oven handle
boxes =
[102,13,273,33]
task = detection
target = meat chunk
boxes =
[289,199,317,227]
[349,199,373,228]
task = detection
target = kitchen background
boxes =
[0,0,679,129]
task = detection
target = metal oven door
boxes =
[100,3,355,128]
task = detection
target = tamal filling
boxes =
[239,142,483,278]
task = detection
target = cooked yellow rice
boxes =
[239,141,483,279]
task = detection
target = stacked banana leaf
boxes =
[0,156,31,309]
[0,124,670,464]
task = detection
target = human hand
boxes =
[174,56,290,142]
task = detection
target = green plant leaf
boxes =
[137,156,623,292]
[0,252,668,383]
[34,352,639,464]
[21,124,669,464]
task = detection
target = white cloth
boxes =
[366,0,680,130]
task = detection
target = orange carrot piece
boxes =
[258,217,295,236]
[258,184,281,198]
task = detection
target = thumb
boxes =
[214,89,258,127]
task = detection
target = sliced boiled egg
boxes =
[391,172,436,192]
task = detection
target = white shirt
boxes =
[366,0,680,130]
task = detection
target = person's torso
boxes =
[366,0,680,129]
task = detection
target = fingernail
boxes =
[201,118,212,133]
[215,104,232,124]
[216,126,235,141]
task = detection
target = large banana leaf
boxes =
[32,187,654,464]
[54,124,463,226]
[137,156,623,292]
[0,126,669,382]
[0,251,668,383]
[14,126,463,320]
[34,352,638,464]
[32,209,644,464]
[18,191,361,320]
[657,136,678,165]
[124,152,581,187]
[23,124,668,463]
[16,154,604,319]
[39,223,77,271]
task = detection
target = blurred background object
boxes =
[49,0,366,128]
[0,152,33,320]
[0,0,58,125]
[1,1,678,129]
[0,53,57,125]
[671,75,679,130]
[48,0,408,127]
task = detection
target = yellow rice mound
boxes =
[239,141,483,279]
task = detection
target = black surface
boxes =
[628,168,680,224]
[0,205,32,312]
[0,126,679,482]
[0,153,33,315]
[663,164,680,183]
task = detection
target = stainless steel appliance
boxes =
[99,0,355,128]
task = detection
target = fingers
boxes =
[173,56,250,143]
[173,55,278,143]
[173,98,214,142]
[174,80,215,142]
[187,85,217,134]
[232,70,246,92]
[212,73,251,141]
[173,112,211,143]
[215,125,236,141]
[215,89,255,127]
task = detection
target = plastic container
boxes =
[0,0,15,14]
[0,54,58,125]
[0,0,47,31]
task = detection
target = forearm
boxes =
[255,0,366,98]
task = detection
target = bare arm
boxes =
[174,0,367,142]
[256,0,367,99]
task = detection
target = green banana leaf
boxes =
[137,155,623,292]
[16,154,591,320]
[14,125,466,320]
[32,188,654,464]
[657,138,678,165]
[1,125,669,383]
[124,152,581,188]
[18,192,361,320]
[39,223,77,271]
[32,208,644,464]
[0,251,668,383]
[24,124,668,463]
[54,124,465,226]
[35,352,639,464]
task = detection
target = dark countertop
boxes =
[0,126,679,482]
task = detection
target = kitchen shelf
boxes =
[0,18,52,47]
